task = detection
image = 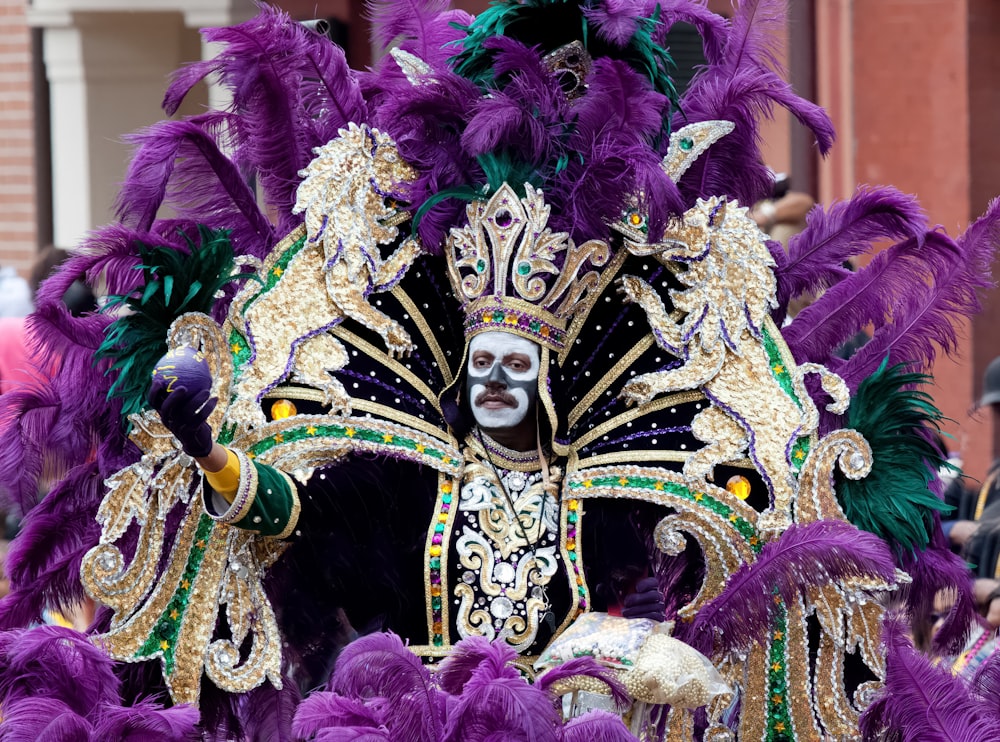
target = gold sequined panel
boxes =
[82,315,285,705]
[226,123,421,430]
[565,465,758,618]
[618,196,851,528]
[236,413,463,484]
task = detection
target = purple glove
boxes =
[621,576,666,621]
[149,347,216,458]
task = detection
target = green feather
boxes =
[95,226,255,422]
[837,358,954,555]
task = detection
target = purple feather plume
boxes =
[0,697,96,741]
[560,710,640,742]
[329,632,444,742]
[681,520,898,656]
[441,639,562,742]
[116,116,274,258]
[676,0,833,207]
[899,521,977,655]
[93,701,200,741]
[582,0,649,46]
[784,198,999,392]
[292,693,386,739]
[859,615,1000,741]
[777,186,927,312]
[0,625,119,715]
[972,650,1000,716]
[164,6,368,235]
[368,0,454,59]
[0,461,103,629]
[234,677,302,742]
[653,0,729,64]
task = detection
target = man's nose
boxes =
[487,363,506,385]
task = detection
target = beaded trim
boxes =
[464,297,567,351]
[208,449,258,526]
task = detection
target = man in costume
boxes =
[0,2,998,740]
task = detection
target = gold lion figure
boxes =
[619,196,848,525]
[227,123,421,428]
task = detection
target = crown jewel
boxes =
[446,183,610,351]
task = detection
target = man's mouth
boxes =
[475,390,517,408]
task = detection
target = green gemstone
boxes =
[430,558,440,569]
[517,261,531,275]
[434,524,444,533]
[433,635,444,645]
[432,597,442,609]
[442,495,452,504]
[567,512,578,523]
[679,137,694,151]
[529,320,541,332]
[568,551,577,562]
[475,258,486,273]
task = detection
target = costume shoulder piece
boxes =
[1,2,998,740]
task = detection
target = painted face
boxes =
[467,331,540,432]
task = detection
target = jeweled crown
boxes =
[446,183,610,352]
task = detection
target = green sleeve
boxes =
[202,449,301,538]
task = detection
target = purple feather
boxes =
[0,697,95,741]
[536,656,631,711]
[582,0,647,46]
[442,640,562,742]
[785,198,998,393]
[675,0,833,207]
[234,677,301,742]
[116,116,274,257]
[164,6,368,235]
[899,522,977,655]
[435,635,506,696]
[93,701,200,741]
[654,0,729,64]
[972,650,1000,714]
[0,625,120,715]
[292,693,386,739]
[330,632,444,742]
[368,0,453,57]
[678,69,833,207]
[552,58,683,241]
[859,615,1000,741]
[560,710,640,742]
[311,730,393,742]
[777,185,927,310]
[681,520,898,656]
[0,461,102,629]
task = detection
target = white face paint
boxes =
[467,331,540,432]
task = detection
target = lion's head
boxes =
[294,123,416,282]
[651,196,777,354]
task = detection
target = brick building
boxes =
[1,0,998,478]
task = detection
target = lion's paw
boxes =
[383,324,415,358]
[616,274,650,305]
[620,377,656,407]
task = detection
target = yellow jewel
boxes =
[306,425,317,435]
[273,266,283,277]
[230,343,241,354]
[160,640,169,651]
[383,434,394,443]
[772,364,784,374]
[345,427,356,437]
[416,443,426,453]
[618,477,629,486]
[274,433,284,444]
[693,492,704,501]
[270,399,297,420]
[726,475,751,500]
[654,481,664,491]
